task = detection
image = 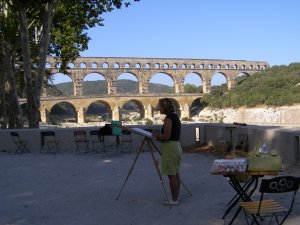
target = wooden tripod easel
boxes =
[115,130,193,207]
[116,136,171,205]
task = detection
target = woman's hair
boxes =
[159,98,175,114]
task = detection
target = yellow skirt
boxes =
[161,141,182,175]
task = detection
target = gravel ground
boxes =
[0,151,299,225]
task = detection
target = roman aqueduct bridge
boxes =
[30,57,269,123]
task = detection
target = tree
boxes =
[0,0,132,128]
[184,83,201,93]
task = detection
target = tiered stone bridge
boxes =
[21,57,269,123]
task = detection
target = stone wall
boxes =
[1,123,300,166]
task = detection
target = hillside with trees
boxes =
[202,63,300,108]
[47,80,174,96]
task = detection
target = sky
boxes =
[55,0,300,86]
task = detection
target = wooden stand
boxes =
[111,124,192,207]
[116,136,172,207]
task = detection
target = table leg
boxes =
[222,176,259,222]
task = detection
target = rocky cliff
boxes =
[197,104,300,126]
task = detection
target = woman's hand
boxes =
[152,129,160,139]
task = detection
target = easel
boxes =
[113,125,192,207]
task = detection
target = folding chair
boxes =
[41,131,60,153]
[10,132,29,154]
[120,129,133,152]
[90,130,105,153]
[74,130,90,153]
[240,176,299,225]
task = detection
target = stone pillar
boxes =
[177,77,185,94]
[139,71,149,94]
[112,105,121,121]
[77,107,86,123]
[40,107,49,123]
[145,104,153,119]
[74,78,83,96]
[227,73,237,90]
[181,103,190,119]
[202,72,212,94]
[108,78,117,94]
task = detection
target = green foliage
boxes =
[184,84,202,93]
[132,116,141,122]
[204,63,300,108]
[181,117,192,122]
[144,118,153,125]
[49,0,132,72]
[47,80,174,96]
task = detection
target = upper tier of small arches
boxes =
[46,57,269,71]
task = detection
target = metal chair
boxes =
[90,130,105,153]
[240,176,299,225]
[10,132,29,154]
[74,130,90,153]
[120,129,133,152]
[41,131,60,153]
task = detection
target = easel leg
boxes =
[116,138,146,200]
[146,138,171,208]
[149,139,193,197]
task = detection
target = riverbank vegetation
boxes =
[202,63,300,108]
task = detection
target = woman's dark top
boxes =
[161,112,181,141]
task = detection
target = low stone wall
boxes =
[1,123,300,166]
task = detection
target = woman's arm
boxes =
[158,117,172,141]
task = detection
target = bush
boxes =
[144,118,153,125]
[181,117,191,122]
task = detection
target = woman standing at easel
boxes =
[152,98,182,206]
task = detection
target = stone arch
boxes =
[114,63,120,69]
[149,72,175,94]
[183,72,203,93]
[91,62,98,68]
[47,72,74,97]
[56,62,61,69]
[49,101,77,124]
[211,72,228,87]
[235,72,250,85]
[103,62,109,68]
[83,72,107,95]
[190,98,204,117]
[120,99,145,121]
[86,100,112,122]
[116,72,138,94]
[80,63,87,68]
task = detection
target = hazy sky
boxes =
[56,0,300,86]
